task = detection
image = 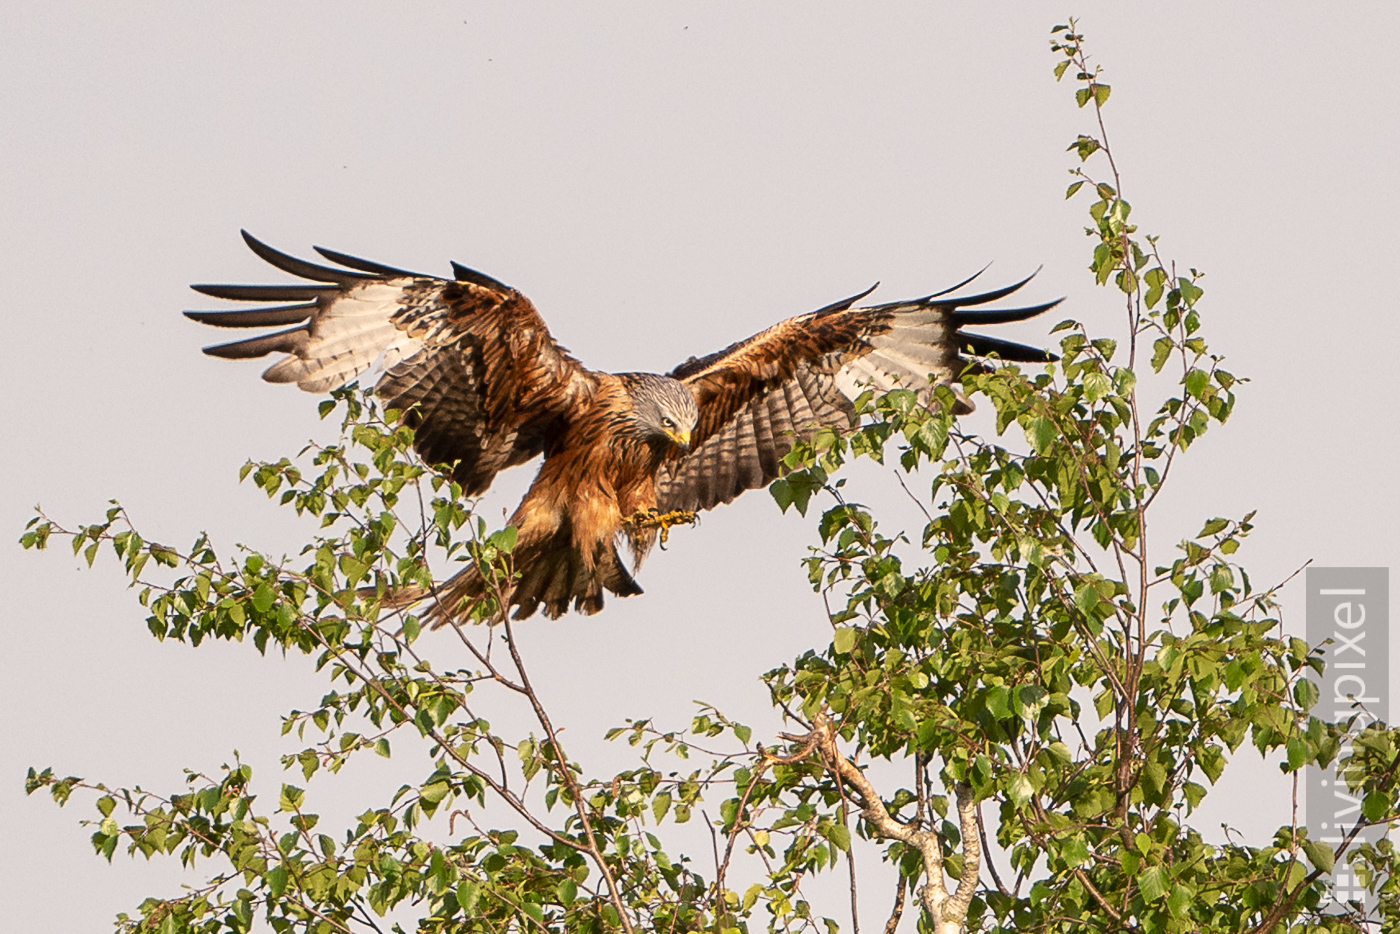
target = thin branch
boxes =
[1072,868,1125,926]
[704,810,724,927]
[882,873,906,934]
[291,616,583,853]
[500,615,637,934]
[976,803,1010,897]
[834,760,861,934]
[713,760,773,910]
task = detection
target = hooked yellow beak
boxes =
[667,428,691,453]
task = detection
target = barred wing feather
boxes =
[186,231,593,495]
[656,273,1060,513]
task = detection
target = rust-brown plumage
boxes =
[188,232,1060,622]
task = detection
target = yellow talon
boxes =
[623,508,698,545]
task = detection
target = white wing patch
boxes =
[260,282,429,393]
[832,308,967,407]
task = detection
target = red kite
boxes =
[188,233,1058,621]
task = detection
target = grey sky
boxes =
[4,3,1398,930]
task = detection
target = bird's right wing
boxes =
[186,231,595,495]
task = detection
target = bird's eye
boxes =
[661,417,674,428]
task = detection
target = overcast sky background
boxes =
[4,3,1398,930]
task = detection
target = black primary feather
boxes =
[183,303,319,328]
[953,297,1064,326]
[957,332,1058,363]
[240,230,372,285]
[190,283,341,301]
[311,245,428,279]
[451,262,511,291]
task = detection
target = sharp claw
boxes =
[623,509,698,535]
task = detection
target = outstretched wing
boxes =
[186,231,595,495]
[656,272,1060,513]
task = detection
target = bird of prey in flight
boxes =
[187,232,1059,622]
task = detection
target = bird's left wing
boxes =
[656,272,1061,513]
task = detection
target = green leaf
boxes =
[1073,786,1116,818]
[338,554,369,582]
[1083,371,1111,403]
[1151,337,1173,373]
[719,798,739,829]
[1285,737,1306,772]
[1138,865,1168,901]
[252,582,275,614]
[1073,581,1105,619]
[279,784,304,811]
[1060,835,1091,867]
[1094,689,1114,721]
[267,864,289,898]
[1302,839,1334,873]
[1066,180,1085,199]
[1144,267,1167,308]
[420,781,450,804]
[986,685,1011,720]
[769,478,794,512]
[1007,773,1033,806]
[833,627,858,655]
[456,880,480,913]
[1027,416,1057,455]
[487,526,518,553]
[821,821,852,852]
[1178,278,1204,306]
[1198,517,1228,536]
[1184,368,1209,400]
[1168,884,1192,919]
[232,894,252,927]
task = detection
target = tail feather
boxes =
[420,532,642,626]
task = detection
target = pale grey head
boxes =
[625,373,699,452]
